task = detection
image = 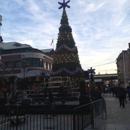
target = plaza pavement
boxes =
[86,93,130,130]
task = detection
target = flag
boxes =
[50,39,53,45]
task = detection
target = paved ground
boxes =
[86,93,130,130]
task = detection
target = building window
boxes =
[25,58,43,67]
[5,61,13,69]
[14,60,22,68]
[40,59,42,67]
[32,58,39,67]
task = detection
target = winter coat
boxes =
[118,87,126,98]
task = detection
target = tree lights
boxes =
[51,0,84,86]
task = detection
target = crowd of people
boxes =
[1,81,130,110]
[110,85,130,108]
[85,84,130,112]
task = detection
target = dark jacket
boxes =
[118,87,126,98]
[126,87,130,94]
[91,90,101,101]
[49,91,54,103]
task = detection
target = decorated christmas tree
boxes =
[50,0,84,86]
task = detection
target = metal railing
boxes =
[73,102,92,130]
[0,105,74,130]
[0,97,107,130]
[73,96,107,130]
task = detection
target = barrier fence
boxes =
[73,102,92,130]
[0,97,107,130]
[73,97,107,130]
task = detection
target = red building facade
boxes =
[116,43,130,87]
[0,42,53,89]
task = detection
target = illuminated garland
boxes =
[50,67,83,76]
[54,53,79,63]
[55,44,77,52]
[58,32,73,41]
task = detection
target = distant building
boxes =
[41,48,54,58]
[0,41,53,88]
[116,43,130,87]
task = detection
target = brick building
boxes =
[0,41,53,89]
[116,43,130,87]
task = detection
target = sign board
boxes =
[118,72,123,79]
[85,79,102,82]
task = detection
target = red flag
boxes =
[50,39,53,45]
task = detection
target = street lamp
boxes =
[22,60,26,90]
[88,67,95,99]
[0,15,3,42]
[88,67,95,88]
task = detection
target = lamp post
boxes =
[0,15,3,42]
[88,67,95,88]
[22,60,26,90]
[10,76,15,95]
[88,67,95,99]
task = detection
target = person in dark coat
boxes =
[118,86,126,108]
[91,86,101,114]
[46,89,55,116]
[91,86,101,101]
[126,86,130,100]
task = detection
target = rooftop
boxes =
[0,42,31,50]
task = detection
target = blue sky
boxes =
[0,0,130,74]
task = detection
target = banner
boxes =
[118,72,123,79]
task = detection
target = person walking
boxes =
[91,86,101,114]
[91,86,101,101]
[118,86,126,108]
[126,86,130,100]
[48,89,55,116]
[49,89,54,109]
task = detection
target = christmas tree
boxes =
[51,0,84,86]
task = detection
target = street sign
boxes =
[118,72,123,78]
[88,67,95,75]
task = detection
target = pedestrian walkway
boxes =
[86,93,130,130]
